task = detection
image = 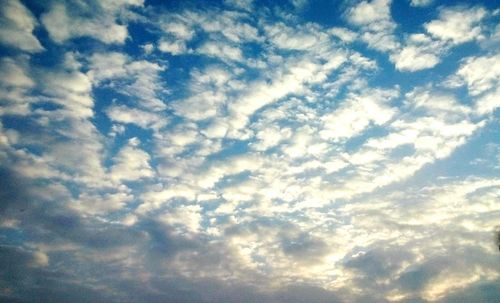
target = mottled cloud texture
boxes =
[0,0,499,302]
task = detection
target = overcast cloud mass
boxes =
[0,0,499,302]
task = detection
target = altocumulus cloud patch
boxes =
[0,0,499,302]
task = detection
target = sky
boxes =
[0,0,499,302]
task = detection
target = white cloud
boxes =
[197,41,243,62]
[172,91,225,121]
[425,6,487,45]
[328,27,357,43]
[158,38,188,55]
[480,23,500,49]
[99,0,144,11]
[391,45,440,71]
[390,34,445,71]
[361,31,400,52]
[0,57,35,115]
[88,52,128,81]
[106,105,167,130]
[73,190,134,215]
[251,125,292,151]
[202,120,229,139]
[160,19,195,40]
[172,65,235,121]
[42,56,94,118]
[0,54,112,189]
[110,138,154,181]
[141,43,154,54]
[350,4,494,72]
[227,54,347,134]
[159,205,202,233]
[455,54,500,96]
[88,52,167,111]
[322,86,483,200]
[0,57,33,88]
[320,89,398,140]
[282,126,317,159]
[346,0,399,52]
[2,2,500,302]
[0,0,44,52]
[405,87,471,116]
[199,11,260,43]
[41,1,141,44]
[156,9,260,60]
[347,0,392,26]
[265,22,326,51]
[168,127,199,147]
[31,251,50,267]
[391,5,492,72]
[291,0,308,9]
[410,0,433,7]
[475,87,500,115]
[224,0,254,11]
[138,184,199,213]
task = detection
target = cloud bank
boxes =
[0,0,499,302]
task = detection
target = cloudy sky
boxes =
[0,0,499,302]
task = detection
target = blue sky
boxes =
[0,0,499,302]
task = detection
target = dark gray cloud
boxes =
[0,245,117,303]
[0,243,346,303]
[281,232,329,261]
[440,278,500,303]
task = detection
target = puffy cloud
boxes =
[73,190,133,215]
[455,54,500,96]
[410,0,433,7]
[0,53,111,192]
[41,63,94,118]
[346,0,399,52]
[197,41,244,62]
[328,27,358,43]
[391,45,440,71]
[199,11,260,43]
[388,5,494,72]
[320,88,398,140]
[264,22,327,51]
[425,6,487,44]
[347,0,392,26]
[88,52,167,112]
[251,125,292,151]
[227,53,347,135]
[41,1,142,44]
[110,138,154,181]
[224,0,254,11]
[155,8,260,60]
[0,57,33,88]
[171,65,235,122]
[350,3,494,72]
[88,52,129,81]
[158,38,188,55]
[390,34,444,71]
[0,56,35,115]
[0,0,44,52]
[475,87,500,115]
[390,5,493,72]
[106,105,167,130]
[158,205,202,233]
[445,53,500,115]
